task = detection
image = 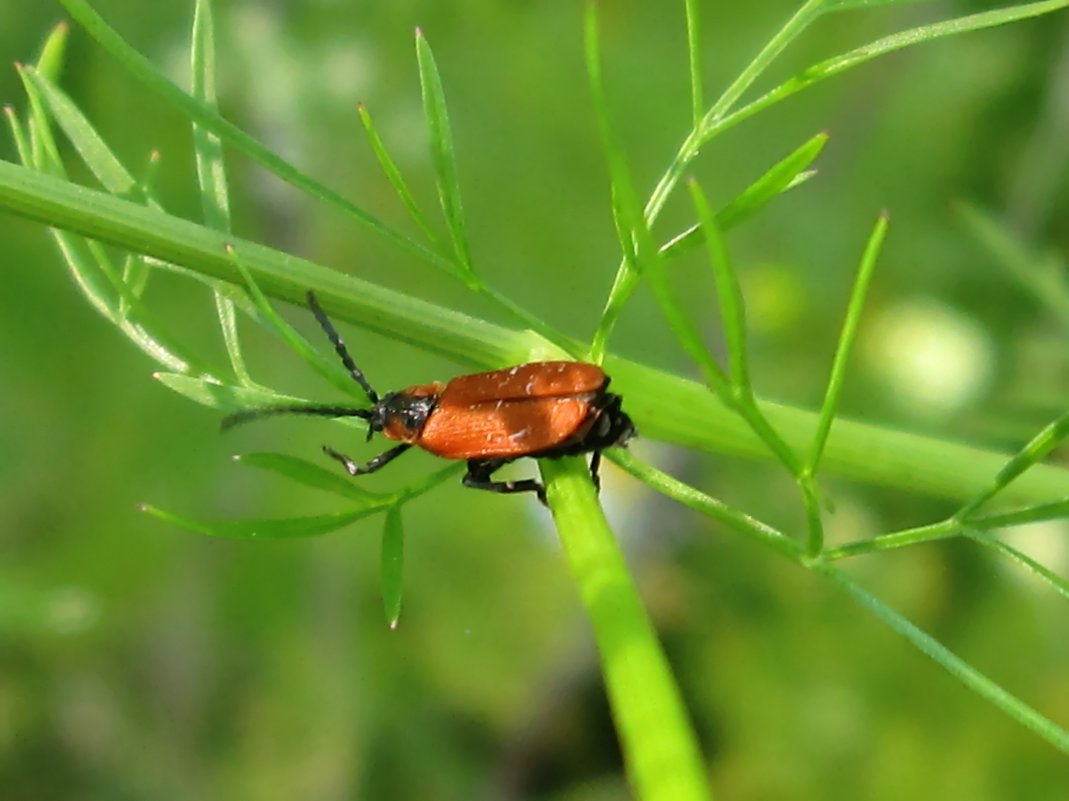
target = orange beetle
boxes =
[223,292,636,502]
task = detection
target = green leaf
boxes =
[585,1,663,362]
[968,500,1069,529]
[964,529,1069,602]
[415,28,474,280]
[56,0,450,271]
[806,213,888,475]
[660,132,829,258]
[381,505,405,629]
[235,452,382,502]
[0,159,532,365]
[814,562,1069,755]
[20,66,143,200]
[703,1,1069,149]
[36,22,71,82]
[958,409,1069,519]
[823,0,932,8]
[225,245,366,398]
[191,0,252,386]
[956,202,1069,330]
[357,102,440,247]
[154,372,308,412]
[687,179,749,393]
[7,90,210,376]
[139,504,373,538]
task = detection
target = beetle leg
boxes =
[323,442,411,475]
[589,450,602,493]
[463,459,546,504]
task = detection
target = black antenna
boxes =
[221,405,372,432]
[306,291,379,404]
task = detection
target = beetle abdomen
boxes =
[418,395,597,459]
[433,361,607,406]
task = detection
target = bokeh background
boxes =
[3,1,1069,798]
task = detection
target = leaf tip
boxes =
[388,617,400,631]
[414,26,424,39]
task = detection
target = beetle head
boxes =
[376,383,444,444]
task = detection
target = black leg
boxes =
[589,450,602,493]
[463,459,546,504]
[323,443,411,475]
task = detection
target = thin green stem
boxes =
[823,520,962,561]
[610,450,802,562]
[541,457,710,801]
[814,561,1069,755]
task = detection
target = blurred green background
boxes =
[3,1,1068,798]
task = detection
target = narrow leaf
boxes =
[415,28,474,279]
[660,132,829,258]
[20,66,143,200]
[688,178,749,393]
[958,409,1069,518]
[191,0,230,233]
[36,22,70,82]
[381,505,405,629]
[358,102,441,247]
[824,0,933,8]
[968,500,1069,529]
[956,202,1069,329]
[703,1,1069,150]
[815,562,1069,755]
[8,99,206,375]
[154,372,307,412]
[191,0,250,385]
[585,1,662,362]
[807,213,888,474]
[57,0,451,272]
[236,451,382,502]
[964,529,1069,602]
[226,245,366,398]
[140,503,373,538]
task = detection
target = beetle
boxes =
[223,291,636,502]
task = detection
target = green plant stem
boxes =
[823,520,962,561]
[5,158,1069,507]
[541,457,710,801]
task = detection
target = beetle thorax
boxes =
[377,383,445,443]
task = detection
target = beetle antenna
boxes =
[306,291,379,404]
[221,405,372,431]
